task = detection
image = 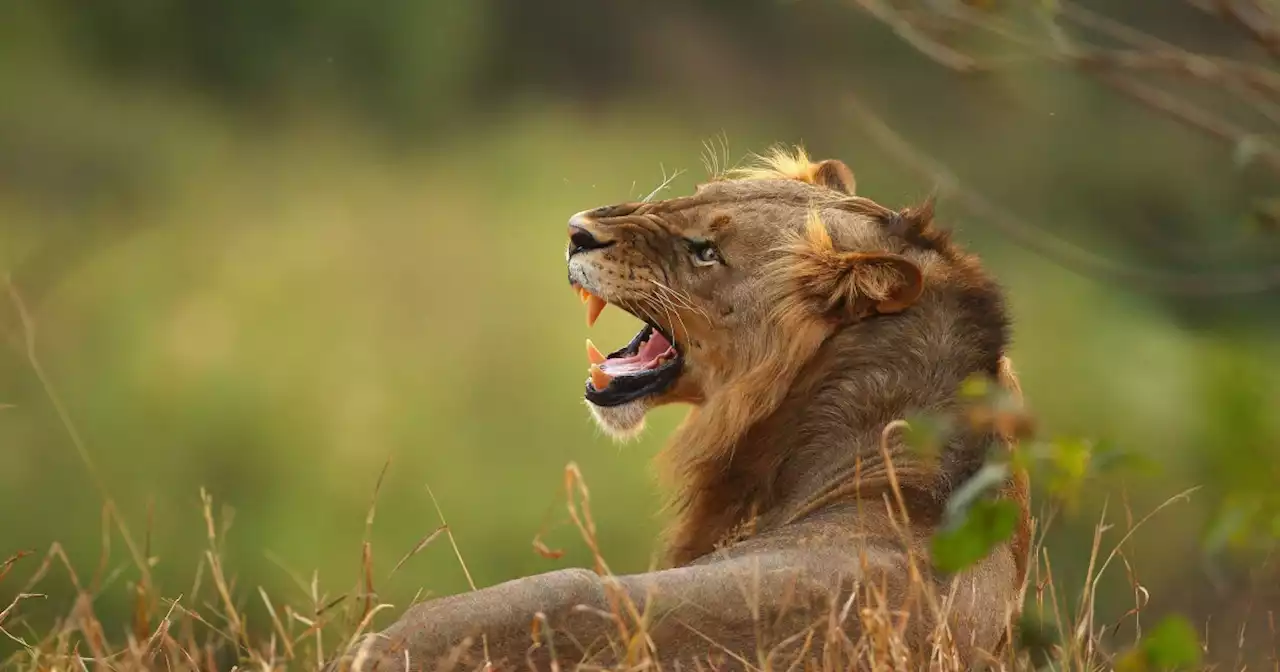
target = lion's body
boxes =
[329,149,1030,672]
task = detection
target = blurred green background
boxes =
[2,0,1279,666]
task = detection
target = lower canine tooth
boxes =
[586,339,605,365]
[590,364,613,390]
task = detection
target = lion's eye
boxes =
[688,240,722,266]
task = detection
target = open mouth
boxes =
[574,286,683,407]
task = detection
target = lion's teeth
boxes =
[586,339,606,365]
[585,295,607,327]
[589,364,613,390]
[649,350,675,368]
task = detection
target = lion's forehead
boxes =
[583,178,910,264]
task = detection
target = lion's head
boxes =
[566,148,1006,456]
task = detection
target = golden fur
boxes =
[328,147,1031,672]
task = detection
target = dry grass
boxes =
[0,279,1262,672]
[0,452,1222,672]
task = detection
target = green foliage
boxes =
[902,411,952,463]
[945,463,1013,520]
[932,461,1019,574]
[926,365,1158,574]
[1115,614,1203,672]
[931,497,1021,574]
[1013,436,1157,511]
[1029,436,1155,510]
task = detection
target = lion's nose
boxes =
[567,214,614,257]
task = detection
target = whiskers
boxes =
[636,298,685,351]
[641,279,709,344]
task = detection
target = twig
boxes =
[360,458,392,624]
[942,3,1280,165]
[1074,48,1280,100]
[847,0,983,73]
[1187,0,1280,59]
[842,94,1280,295]
[425,484,490,666]
[1063,0,1280,99]
[1097,73,1280,173]
[852,0,1280,173]
[388,526,447,578]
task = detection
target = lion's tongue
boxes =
[587,330,675,390]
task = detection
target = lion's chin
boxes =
[585,397,650,442]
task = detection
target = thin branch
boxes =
[1098,73,1280,174]
[1073,48,1280,98]
[849,1,1280,174]
[847,0,984,73]
[1187,0,1280,60]
[842,94,1280,296]
[1058,0,1280,125]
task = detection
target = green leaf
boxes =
[931,498,1020,574]
[943,462,1011,522]
[1141,615,1203,670]
[1046,436,1094,506]
[902,411,952,460]
[1117,615,1204,671]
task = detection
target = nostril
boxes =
[571,229,602,250]
[567,224,613,256]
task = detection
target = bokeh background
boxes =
[3,0,1279,666]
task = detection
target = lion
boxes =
[327,148,1031,672]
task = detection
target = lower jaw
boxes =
[583,366,680,407]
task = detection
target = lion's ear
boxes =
[812,159,856,195]
[841,253,924,317]
[790,214,924,320]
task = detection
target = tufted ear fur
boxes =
[782,213,925,321]
[812,159,857,195]
[842,253,923,316]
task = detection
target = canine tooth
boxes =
[585,295,607,327]
[590,364,613,390]
[586,339,606,365]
